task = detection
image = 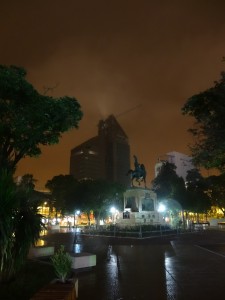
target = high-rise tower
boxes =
[70,115,130,186]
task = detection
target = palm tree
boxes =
[0,171,44,282]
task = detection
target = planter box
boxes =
[70,252,96,270]
[28,246,55,258]
[30,278,78,300]
[48,224,60,230]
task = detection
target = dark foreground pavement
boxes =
[43,229,225,300]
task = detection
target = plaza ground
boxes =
[43,228,225,300]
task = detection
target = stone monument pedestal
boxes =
[116,187,164,226]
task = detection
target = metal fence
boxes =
[78,225,182,238]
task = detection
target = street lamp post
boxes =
[73,210,80,248]
[110,207,116,224]
[74,210,80,227]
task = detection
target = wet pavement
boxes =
[42,229,225,300]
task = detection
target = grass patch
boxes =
[0,259,55,300]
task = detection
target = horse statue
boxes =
[127,155,147,188]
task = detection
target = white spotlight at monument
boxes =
[158,203,166,213]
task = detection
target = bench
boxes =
[192,222,209,230]
[218,222,225,228]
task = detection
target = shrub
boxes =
[50,245,72,283]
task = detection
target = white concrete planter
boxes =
[28,246,55,258]
[48,224,60,230]
[70,253,96,270]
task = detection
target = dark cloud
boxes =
[1,0,225,188]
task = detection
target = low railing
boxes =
[79,225,181,239]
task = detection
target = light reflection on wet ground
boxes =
[35,239,46,246]
[73,243,83,253]
[164,255,178,299]
[77,243,170,300]
[42,231,178,299]
[42,231,182,299]
[104,246,121,300]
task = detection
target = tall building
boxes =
[70,115,130,186]
[155,151,194,180]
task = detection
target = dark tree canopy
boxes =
[185,168,211,213]
[46,177,125,224]
[182,71,225,172]
[68,179,125,221]
[45,175,78,215]
[0,65,83,173]
[18,173,36,191]
[152,161,190,210]
[45,175,125,220]
[152,161,184,200]
[206,174,225,216]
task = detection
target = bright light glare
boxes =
[158,203,166,213]
[110,207,116,213]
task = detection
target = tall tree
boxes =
[206,174,225,217]
[72,179,125,225]
[45,175,78,216]
[152,161,186,203]
[90,180,125,225]
[17,173,36,190]
[0,65,82,282]
[152,161,187,227]
[0,65,83,174]
[185,169,211,215]
[17,173,46,206]
[182,71,225,172]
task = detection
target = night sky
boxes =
[1,0,225,189]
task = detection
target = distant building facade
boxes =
[70,115,130,186]
[155,151,194,180]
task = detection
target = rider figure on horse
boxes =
[127,155,147,188]
[134,155,142,174]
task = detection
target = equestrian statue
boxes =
[127,155,147,188]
